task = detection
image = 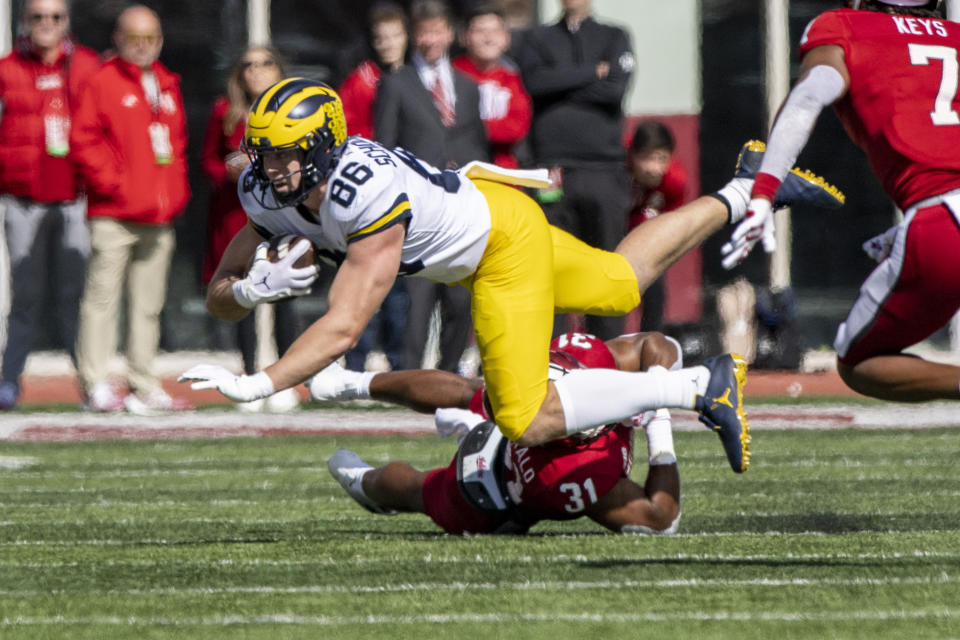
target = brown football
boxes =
[265,234,319,269]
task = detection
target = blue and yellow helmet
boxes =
[241,78,348,208]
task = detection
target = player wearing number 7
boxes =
[184,77,840,471]
[723,0,960,405]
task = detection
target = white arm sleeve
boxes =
[757,65,847,183]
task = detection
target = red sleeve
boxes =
[201,98,230,185]
[69,75,122,197]
[66,47,102,104]
[468,387,491,420]
[660,159,688,211]
[484,70,532,145]
[339,66,376,139]
[799,10,850,60]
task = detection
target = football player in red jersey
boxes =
[723,0,960,404]
[318,332,683,535]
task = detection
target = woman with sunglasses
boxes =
[200,46,300,413]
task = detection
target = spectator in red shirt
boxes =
[0,0,100,410]
[626,121,688,332]
[452,3,532,169]
[339,3,408,139]
[71,5,191,414]
[201,46,301,412]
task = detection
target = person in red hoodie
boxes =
[339,2,408,140]
[452,3,532,169]
[625,121,689,333]
[70,4,190,413]
[0,0,100,410]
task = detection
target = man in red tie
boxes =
[373,0,490,374]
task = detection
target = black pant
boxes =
[541,164,633,340]
[404,278,471,372]
[345,279,409,371]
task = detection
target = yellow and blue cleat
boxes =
[694,353,751,473]
[735,140,845,210]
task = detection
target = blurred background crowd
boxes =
[0,0,931,412]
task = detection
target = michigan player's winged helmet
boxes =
[241,78,348,209]
[848,0,943,11]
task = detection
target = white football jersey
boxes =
[239,137,492,283]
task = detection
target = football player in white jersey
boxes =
[182,78,842,473]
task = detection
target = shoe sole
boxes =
[735,139,845,209]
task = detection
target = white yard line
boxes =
[2,403,960,442]
[2,609,960,626]
[2,575,960,597]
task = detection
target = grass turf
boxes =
[1,426,958,639]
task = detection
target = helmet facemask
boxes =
[242,129,342,209]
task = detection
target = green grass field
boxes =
[1,423,959,639]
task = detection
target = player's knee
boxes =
[837,358,870,394]
[512,422,550,448]
[511,389,568,447]
[637,332,682,370]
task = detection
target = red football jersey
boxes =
[800,8,960,208]
[463,332,633,522]
[550,332,618,369]
[503,425,634,521]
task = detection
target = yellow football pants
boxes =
[458,180,640,440]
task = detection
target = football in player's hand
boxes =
[266,234,319,269]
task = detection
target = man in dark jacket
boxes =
[0,0,100,410]
[517,0,634,340]
[374,0,490,373]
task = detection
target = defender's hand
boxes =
[862,225,899,263]
[306,361,374,401]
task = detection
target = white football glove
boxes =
[721,198,777,270]
[178,364,275,402]
[305,361,375,401]
[862,225,900,263]
[232,240,319,309]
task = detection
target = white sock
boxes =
[555,365,710,436]
[351,467,373,496]
[645,408,676,466]
[664,335,684,370]
[714,176,752,223]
